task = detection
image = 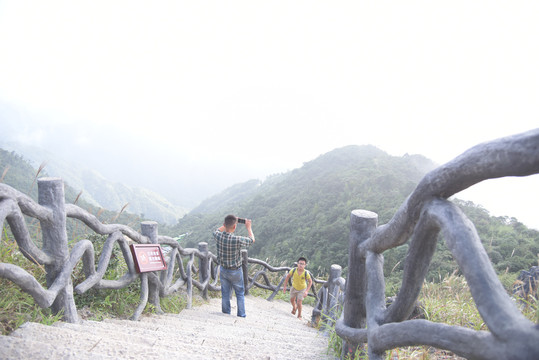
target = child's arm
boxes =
[304,276,313,296]
[283,272,291,293]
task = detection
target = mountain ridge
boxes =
[0,144,187,224]
[174,145,439,270]
[171,145,538,283]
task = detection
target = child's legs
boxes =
[290,287,305,317]
[290,295,297,307]
[297,298,303,317]
[290,296,297,314]
[290,288,304,316]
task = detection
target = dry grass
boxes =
[328,274,537,359]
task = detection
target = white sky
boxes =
[0,1,538,229]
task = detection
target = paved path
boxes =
[0,295,334,359]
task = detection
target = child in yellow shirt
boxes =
[283,257,313,319]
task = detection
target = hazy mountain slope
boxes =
[0,144,187,224]
[174,145,437,271]
[0,148,143,234]
[172,145,539,282]
[79,168,187,224]
[190,179,262,214]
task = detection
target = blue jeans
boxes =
[220,266,246,317]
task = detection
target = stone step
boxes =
[149,298,323,339]
[0,334,115,360]
[2,296,332,360]
[175,296,317,324]
[57,314,327,358]
[80,314,321,347]
[9,322,212,359]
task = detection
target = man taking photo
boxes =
[213,215,255,317]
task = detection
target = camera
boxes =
[237,218,246,224]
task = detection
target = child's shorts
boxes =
[290,287,306,301]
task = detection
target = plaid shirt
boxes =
[213,230,254,269]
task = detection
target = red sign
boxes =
[130,244,167,273]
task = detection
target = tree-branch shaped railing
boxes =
[312,264,346,329]
[335,129,539,359]
[0,178,330,324]
[244,256,324,301]
[4,130,536,358]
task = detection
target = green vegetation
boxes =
[0,232,64,334]
[0,229,191,335]
[170,145,539,289]
[0,150,188,334]
[325,274,538,359]
[174,146,431,275]
[2,144,538,359]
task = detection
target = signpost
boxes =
[130,244,167,273]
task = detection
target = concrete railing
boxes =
[0,179,330,324]
[334,129,539,359]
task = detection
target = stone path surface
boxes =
[0,295,334,359]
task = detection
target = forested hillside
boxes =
[171,145,539,287]
[173,145,434,270]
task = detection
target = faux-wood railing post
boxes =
[141,221,163,314]
[241,249,249,295]
[38,177,79,323]
[327,264,342,322]
[198,242,209,300]
[343,209,378,358]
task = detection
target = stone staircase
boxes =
[0,295,334,359]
